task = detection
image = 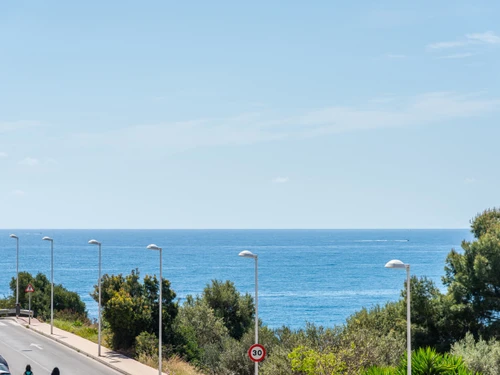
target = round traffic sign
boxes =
[248,343,266,362]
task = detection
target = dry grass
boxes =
[137,353,205,375]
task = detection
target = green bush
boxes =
[9,272,86,320]
[135,331,159,358]
[201,280,255,340]
[451,332,500,375]
[289,345,346,375]
[363,366,396,375]
[363,347,476,375]
[92,269,178,350]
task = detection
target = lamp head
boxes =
[385,259,407,269]
[88,239,101,245]
[9,234,18,239]
[239,250,257,259]
[147,244,162,251]
[42,236,53,242]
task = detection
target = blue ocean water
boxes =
[0,229,472,329]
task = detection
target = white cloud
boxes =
[12,190,25,196]
[18,157,40,166]
[428,41,467,50]
[464,177,476,184]
[273,177,290,184]
[65,92,500,152]
[466,31,500,44]
[438,53,474,59]
[0,152,7,158]
[428,31,500,50]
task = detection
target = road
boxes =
[0,319,121,375]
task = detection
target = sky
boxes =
[0,1,499,229]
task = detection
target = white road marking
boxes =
[30,343,43,350]
[0,322,5,326]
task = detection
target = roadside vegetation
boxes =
[3,208,500,374]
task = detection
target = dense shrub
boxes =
[135,331,159,358]
[363,347,476,375]
[9,272,86,319]
[202,280,255,340]
[451,332,500,375]
[92,269,178,350]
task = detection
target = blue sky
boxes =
[1,1,499,229]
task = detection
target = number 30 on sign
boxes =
[248,343,266,362]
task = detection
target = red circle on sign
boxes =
[248,344,266,362]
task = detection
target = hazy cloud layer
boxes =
[0,121,40,133]
[273,177,290,184]
[18,157,40,166]
[428,31,500,50]
[66,92,500,152]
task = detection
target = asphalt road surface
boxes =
[0,320,121,375]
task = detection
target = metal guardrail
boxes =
[0,308,34,317]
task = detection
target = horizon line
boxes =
[0,227,471,231]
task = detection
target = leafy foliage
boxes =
[289,345,346,375]
[398,347,475,375]
[92,269,178,350]
[364,347,475,375]
[443,208,500,340]
[9,272,86,319]
[174,295,228,368]
[201,280,255,340]
[451,332,500,375]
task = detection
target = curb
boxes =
[18,320,132,375]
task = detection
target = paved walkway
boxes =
[14,317,167,375]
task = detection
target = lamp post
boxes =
[147,244,163,375]
[88,239,102,356]
[239,250,259,375]
[385,259,411,375]
[9,234,19,308]
[42,236,54,334]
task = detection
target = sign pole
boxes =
[25,283,35,324]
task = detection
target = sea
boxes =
[0,229,473,329]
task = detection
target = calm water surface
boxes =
[0,229,472,329]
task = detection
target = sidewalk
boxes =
[15,317,167,375]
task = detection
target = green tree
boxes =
[443,208,500,339]
[174,295,229,368]
[201,280,255,340]
[92,269,178,350]
[9,272,86,319]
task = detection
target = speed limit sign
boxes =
[248,343,266,362]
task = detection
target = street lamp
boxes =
[88,239,102,356]
[42,236,54,334]
[385,259,411,375]
[239,250,259,375]
[147,244,163,375]
[9,234,19,308]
